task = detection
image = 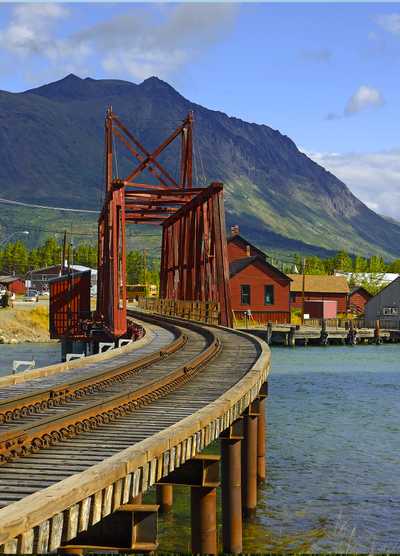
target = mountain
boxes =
[0,73,399,258]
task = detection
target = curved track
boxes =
[0,311,261,530]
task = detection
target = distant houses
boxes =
[226,227,388,324]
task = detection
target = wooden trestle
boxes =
[0,313,270,554]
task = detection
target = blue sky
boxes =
[0,2,399,217]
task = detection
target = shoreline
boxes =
[0,304,52,344]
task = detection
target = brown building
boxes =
[348,286,372,314]
[227,229,291,324]
[0,276,26,295]
[288,274,349,315]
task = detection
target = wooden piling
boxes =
[221,437,243,553]
[191,487,217,555]
[241,411,258,519]
[257,395,266,482]
[156,484,173,513]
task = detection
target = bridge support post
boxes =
[220,419,243,554]
[191,486,217,555]
[156,484,173,513]
[157,454,220,554]
[242,403,258,519]
[257,383,268,483]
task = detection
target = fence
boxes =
[138,298,220,325]
[303,317,400,330]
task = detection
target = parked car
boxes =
[24,289,39,302]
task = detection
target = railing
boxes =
[303,317,400,330]
[233,311,290,327]
[138,298,220,325]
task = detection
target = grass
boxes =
[0,304,50,342]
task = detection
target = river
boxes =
[0,342,397,551]
[150,344,400,552]
[0,342,61,376]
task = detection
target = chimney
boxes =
[231,225,240,237]
[246,245,251,256]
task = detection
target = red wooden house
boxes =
[228,229,291,324]
[288,274,349,315]
[348,286,372,314]
[0,276,25,295]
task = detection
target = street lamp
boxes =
[0,230,29,246]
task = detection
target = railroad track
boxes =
[0,312,260,509]
[0,317,183,425]
[0,314,219,464]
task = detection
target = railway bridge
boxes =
[0,110,271,553]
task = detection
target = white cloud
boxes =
[345,85,384,115]
[304,148,400,219]
[375,13,400,35]
[326,85,384,120]
[0,4,68,57]
[0,4,237,83]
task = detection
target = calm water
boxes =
[0,342,60,376]
[148,344,400,553]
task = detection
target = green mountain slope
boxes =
[0,73,398,258]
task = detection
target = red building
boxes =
[348,286,372,314]
[228,230,291,324]
[288,274,349,315]
[0,276,25,294]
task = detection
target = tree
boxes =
[387,259,400,273]
[332,250,353,272]
[369,255,386,273]
[354,255,368,273]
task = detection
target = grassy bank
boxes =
[0,304,51,344]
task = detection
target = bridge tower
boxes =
[96,108,232,338]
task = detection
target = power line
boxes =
[0,197,99,214]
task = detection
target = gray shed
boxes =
[364,276,400,328]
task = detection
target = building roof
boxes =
[230,255,291,282]
[227,234,266,260]
[349,286,372,298]
[288,274,349,294]
[28,264,96,275]
[0,275,23,284]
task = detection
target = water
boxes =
[0,342,60,376]
[150,344,400,553]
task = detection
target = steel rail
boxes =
[0,321,221,464]
[0,320,184,425]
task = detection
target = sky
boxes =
[0,2,399,218]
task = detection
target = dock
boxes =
[240,322,400,346]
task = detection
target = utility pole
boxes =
[143,248,148,297]
[61,231,67,275]
[301,257,306,326]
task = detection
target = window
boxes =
[264,285,274,305]
[383,307,399,316]
[240,285,251,305]
[290,292,296,302]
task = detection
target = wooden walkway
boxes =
[0,311,269,554]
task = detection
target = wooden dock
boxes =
[240,323,400,346]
